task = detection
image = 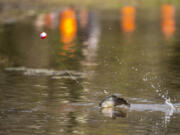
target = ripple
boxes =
[5,67,86,78]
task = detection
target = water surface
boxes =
[0,6,180,135]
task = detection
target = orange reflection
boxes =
[59,8,77,57]
[121,6,136,33]
[44,12,58,29]
[45,13,52,28]
[59,8,77,44]
[161,4,175,38]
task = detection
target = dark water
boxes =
[0,6,180,135]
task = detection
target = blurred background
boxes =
[0,0,180,135]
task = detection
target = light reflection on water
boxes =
[0,6,180,135]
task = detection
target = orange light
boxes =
[121,6,136,33]
[161,4,175,38]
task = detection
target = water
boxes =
[0,6,180,135]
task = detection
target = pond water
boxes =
[0,6,180,135]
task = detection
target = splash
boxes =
[142,71,177,131]
[165,98,175,110]
[146,73,176,130]
[151,84,176,113]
